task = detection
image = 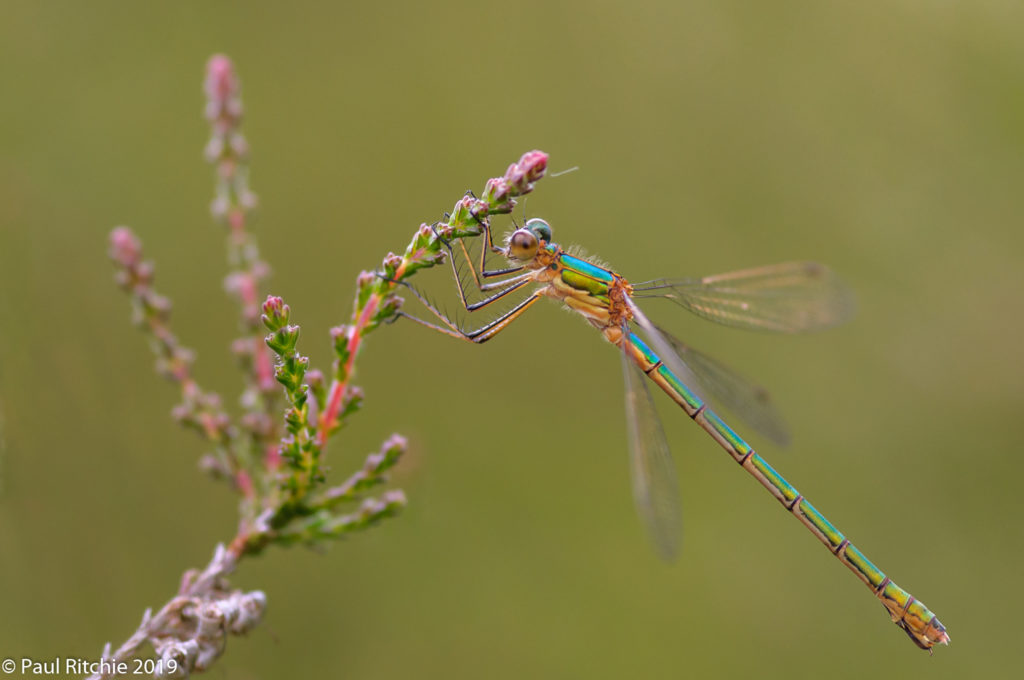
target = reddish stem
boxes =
[316,296,379,447]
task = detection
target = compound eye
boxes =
[525,218,552,244]
[508,229,539,260]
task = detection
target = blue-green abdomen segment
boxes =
[843,543,887,590]
[797,499,845,549]
[629,332,659,365]
[628,333,703,413]
[623,328,948,649]
[702,410,752,457]
[747,453,800,506]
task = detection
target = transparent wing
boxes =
[621,324,681,562]
[628,299,710,407]
[655,326,791,447]
[632,262,855,333]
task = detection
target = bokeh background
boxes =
[2,2,1022,678]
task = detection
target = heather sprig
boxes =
[317,149,549,447]
[98,53,549,680]
[205,54,279,496]
[108,226,244,488]
[315,434,408,508]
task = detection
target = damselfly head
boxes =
[505,218,551,261]
[507,229,539,261]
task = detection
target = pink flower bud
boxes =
[109,227,142,266]
[204,55,239,114]
[518,150,549,182]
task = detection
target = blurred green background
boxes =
[2,1,1022,678]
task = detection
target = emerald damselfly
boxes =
[391,217,948,651]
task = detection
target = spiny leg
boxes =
[446,234,526,304]
[477,216,522,278]
[436,220,524,312]
[410,292,542,343]
[387,203,539,342]
[384,267,534,320]
[384,276,540,343]
[395,286,543,344]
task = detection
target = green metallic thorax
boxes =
[531,244,632,331]
[557,251,615,303]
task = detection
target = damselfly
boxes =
[392,217,949,651]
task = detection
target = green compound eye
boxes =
[525,218,552,244]
[508,229,539,260]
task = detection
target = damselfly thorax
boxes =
[519,241,636,340]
